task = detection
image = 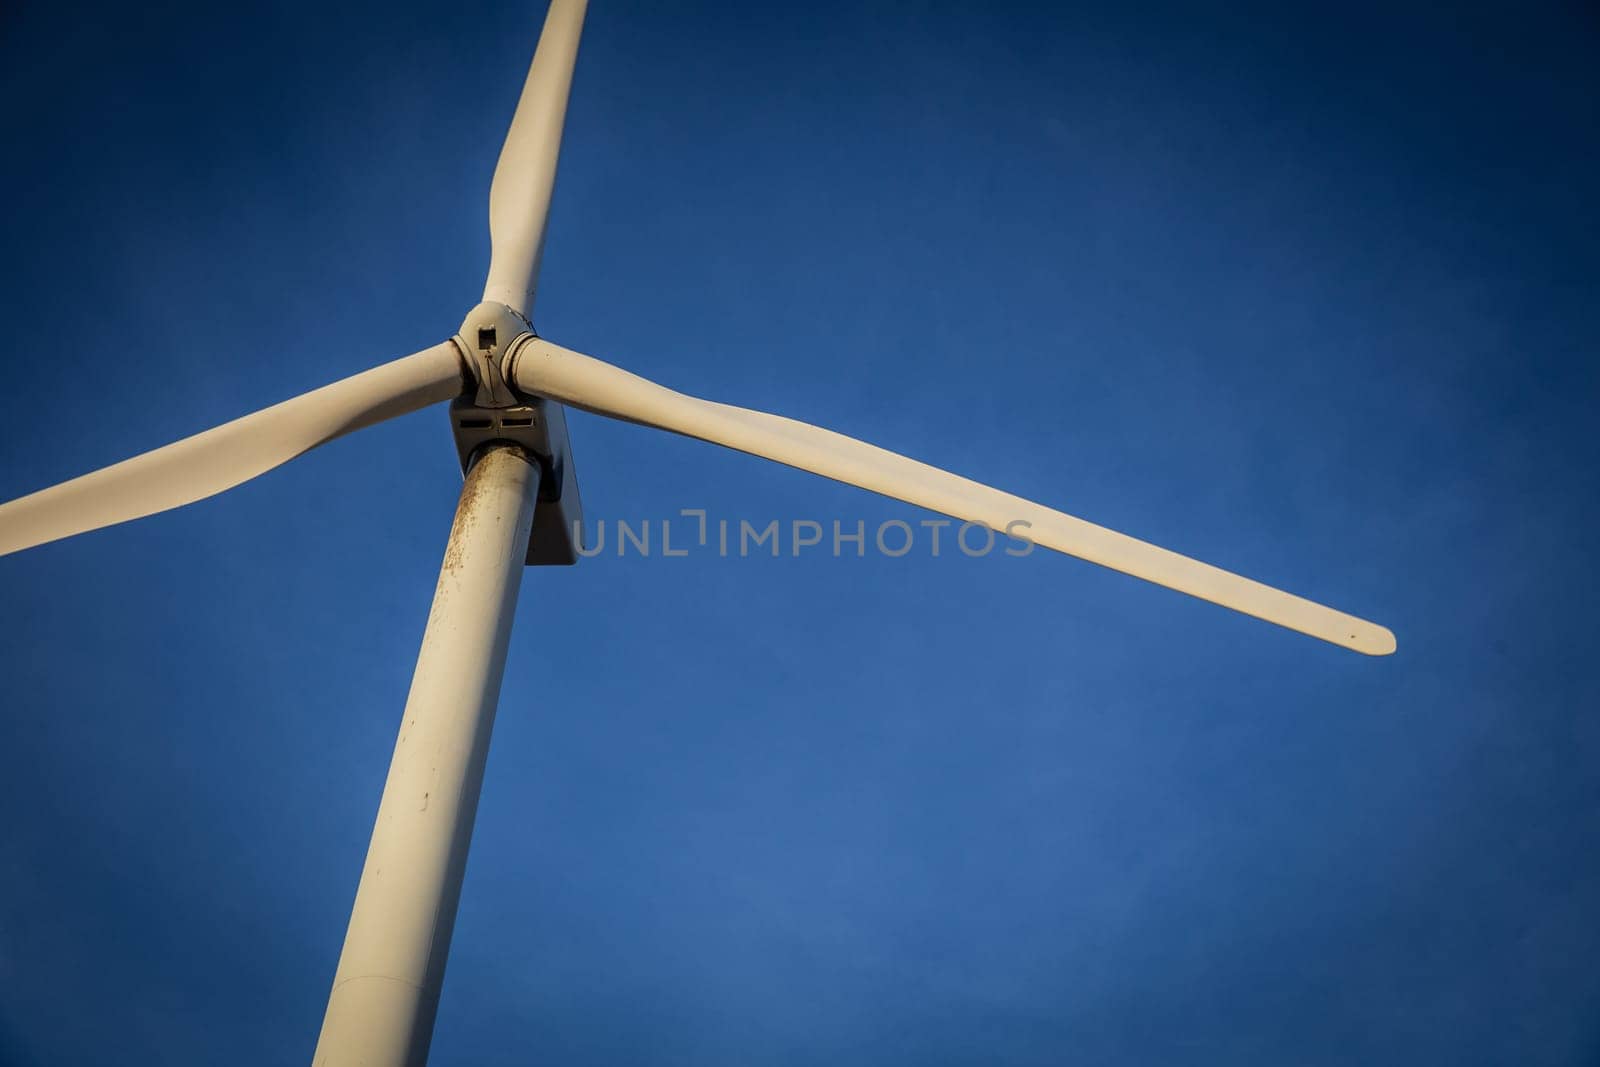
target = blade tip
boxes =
[1350,623,1397,656]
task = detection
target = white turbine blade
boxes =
[482,0,588,319]
[0,343,465,558]
[511,339,1396,655]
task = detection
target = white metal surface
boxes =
[0,342,464,558]
[482,0,588,318]
[313,444,541,1067]
[511,338,1396,655]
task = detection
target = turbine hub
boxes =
[452,300,531,409]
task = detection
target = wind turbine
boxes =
[0,0,1394,1063]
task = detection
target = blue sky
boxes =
[2,0,1597,1063]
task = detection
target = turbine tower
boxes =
[0,1,1394,1062]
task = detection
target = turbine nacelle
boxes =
[449,300,584,566]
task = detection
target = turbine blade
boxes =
[483,0,588,318]
[511,339,1395,655]
[0,343,465,558]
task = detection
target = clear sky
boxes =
[2,1,1597,1063]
